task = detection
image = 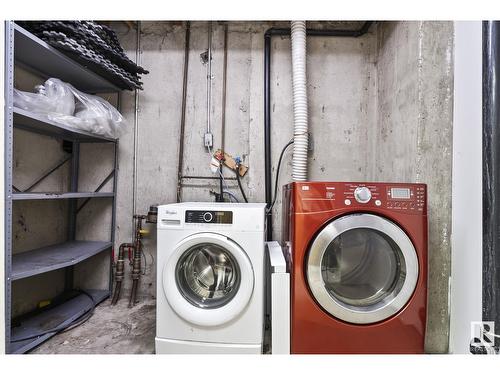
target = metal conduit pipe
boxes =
[263,21,373,241]
[177,21,191,203]
[132,21,141,221]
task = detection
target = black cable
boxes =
[217,162,224,202]
[11,290,96,343]
[235,164,248,203]
[267,139,294,213]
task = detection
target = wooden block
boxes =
[214,149,248,177]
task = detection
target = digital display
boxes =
[391,188,411,199]
[185,210,233,224]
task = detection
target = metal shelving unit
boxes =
[13,107,117,142]
[11,241,113,280]
[12,192,114,200]
[10,289,108,354]
[4,21,121,354]
[13,23,121,93]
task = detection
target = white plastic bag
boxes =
[14,78,127,139]
[14,78,75,115]
[49,84,127,139]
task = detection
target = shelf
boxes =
[13,107,117,143]
[12,191,114,201]
[11,241,112,280]
[13,24,120,93]
[10,289,109,354]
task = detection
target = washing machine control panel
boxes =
[295,182,427,215]
[185,210,233,224]
[343,183,425,213]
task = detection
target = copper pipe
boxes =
[111,243,134,305]
[128,215,146,307]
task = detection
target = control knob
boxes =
[203,212,213,222]
[354,186,372,204]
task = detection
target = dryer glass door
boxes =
[307,213,419,324]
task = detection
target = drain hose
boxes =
[291,21,309,181]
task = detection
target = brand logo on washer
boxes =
[165,210,177,215]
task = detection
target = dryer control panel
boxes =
[185,210,233,224]
[293,182,427,215]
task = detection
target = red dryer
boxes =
[282,182,427,354]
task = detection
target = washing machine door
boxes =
[163,232,254,327]
[306,213,419,324]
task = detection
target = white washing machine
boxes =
[155,202,267,354]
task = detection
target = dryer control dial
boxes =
[354,186,372,203]
[203,212,213,222]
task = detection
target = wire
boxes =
[267,139,294,213]
[235,164,248,203]
[223,190,240,203]
[207,144,237,202]
[11,290,96,343]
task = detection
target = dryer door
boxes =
[306,213,419,324]
[163,232,254,327]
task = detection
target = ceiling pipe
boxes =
[263,22,374,241]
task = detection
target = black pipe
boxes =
[483,20,500,350]
[263,21,374,241]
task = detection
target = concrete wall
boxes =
[374,21,454,352]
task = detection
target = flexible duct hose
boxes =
[291,21,309,181]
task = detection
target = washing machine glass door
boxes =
[163,232,254,327]
[307,213,419,324]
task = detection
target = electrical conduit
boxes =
[290,21,309,181]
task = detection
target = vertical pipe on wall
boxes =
[206,21,213,137]
[264,32,273,240]
[221,22,228,155]
[132,21,141,217]
[263,23,373,241]
[483,20,500,351]
[177,21,191,203]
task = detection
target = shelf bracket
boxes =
[76,170,115,214]
[16,154,72,193]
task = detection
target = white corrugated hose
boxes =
[291,21,309,181]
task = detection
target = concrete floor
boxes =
[31,298,156,354]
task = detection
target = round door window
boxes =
[176,243,241,309]
[321,228,405,308]
[163,233,254,326]
[307,214,419,324]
